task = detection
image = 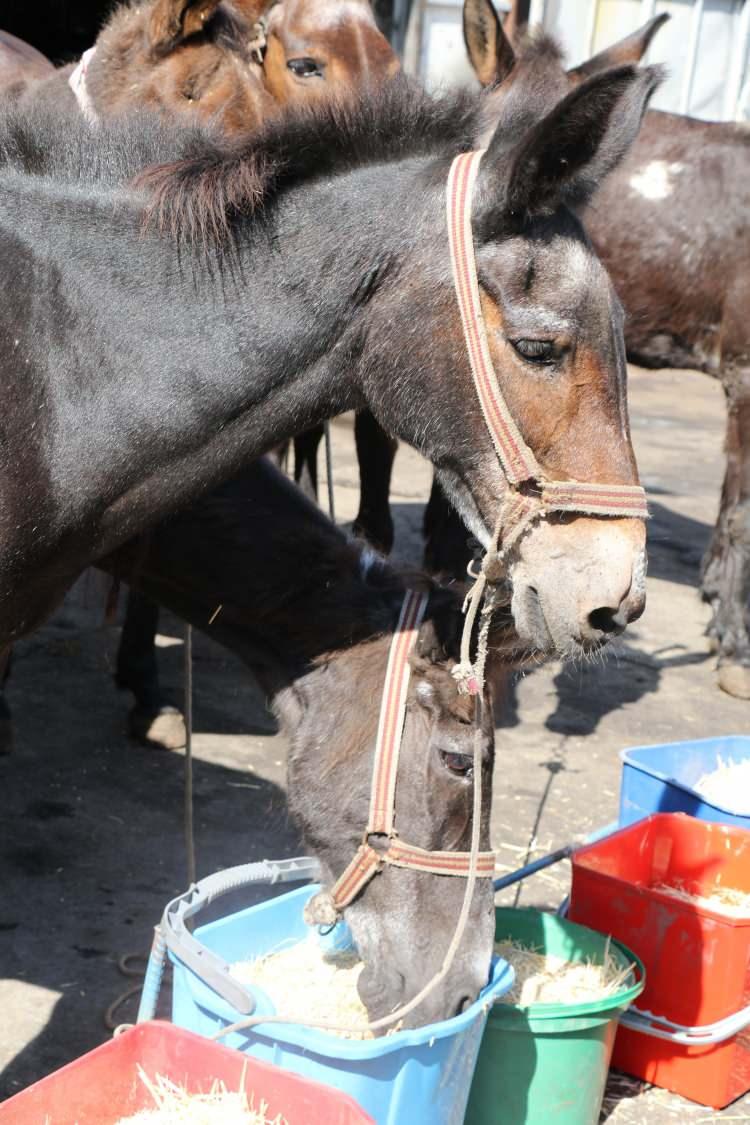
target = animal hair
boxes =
[0,76,485,244]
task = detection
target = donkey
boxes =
[0,68,658,696]
[0,0,401,752]
[104,457,515,1026]
[452,3,750,699]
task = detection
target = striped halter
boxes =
[446,150,649,550]
[318,589,495,918]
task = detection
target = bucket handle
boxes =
[620,1001,750,1046]
[160,857,321,1015]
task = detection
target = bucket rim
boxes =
[490,908,645,1021]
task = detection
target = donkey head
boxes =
[287,592,503,1028]
[368,37,660,660]
[86,0,276,135]
[261,0,399,106]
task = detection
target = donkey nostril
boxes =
[456,993,473,1015]
[587,605,626,636]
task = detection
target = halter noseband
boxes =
[306,588,495,924]
[446,150,649,553]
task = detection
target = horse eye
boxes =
[439,750,474,778]
[287,57,324,78]
[512,338,556,364]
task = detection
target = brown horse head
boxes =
[82,0,397,135]
[261,0,399,106]
[84,0,275,135]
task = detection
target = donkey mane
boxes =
[0,76,482,243]
[136,77,483,242]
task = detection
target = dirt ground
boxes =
[1,365,748,1123]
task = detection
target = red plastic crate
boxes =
[569,813,750,1108]
[0,1021,374,1124]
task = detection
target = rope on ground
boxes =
[104,952,148,1031]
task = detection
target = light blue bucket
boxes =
[169,884,514,1125]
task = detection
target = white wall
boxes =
[407,0,750,120]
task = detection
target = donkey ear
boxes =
[463,0,516,88]
[568,14,669,81]
[148,0,222,56]
[477,63,661,225]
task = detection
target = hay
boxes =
[654,881,750,917]
[494,939,634,1007]
[114,1068,284,1124]
[231,938,374,1040]
[693,756,750,813]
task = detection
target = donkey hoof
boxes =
[129,705,187,750]
[303,890,339,928]
[717,663,750,700]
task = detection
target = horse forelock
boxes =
[514,29,566,69]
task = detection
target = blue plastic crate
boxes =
[619,736,750,829]
[169,883,514,1125]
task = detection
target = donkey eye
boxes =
[440,750,474,778]
[287,58,324,78]
[512,338,556,364]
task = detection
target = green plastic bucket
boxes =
[465,908,645,1125]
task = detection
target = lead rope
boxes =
[213,698,485,1041]
[184,622,196,886]
[324,420,336,522]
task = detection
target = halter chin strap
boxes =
[68,47,98,123]
[446,150,649,553]
[309,588,495,922]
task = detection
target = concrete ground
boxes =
[0,365,748,1122]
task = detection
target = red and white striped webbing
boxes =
[328,589,495,913]
[446,150,649,527]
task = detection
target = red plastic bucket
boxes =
[569,813,750,1109]
[0,1021,374,1124]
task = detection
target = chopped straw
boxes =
[654,881,750,917]
[693,755,750,814]
[231,938,376,1040]
[494,938,634,1007]
[114,1067,284,1125]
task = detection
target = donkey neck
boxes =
[0,158,424,610]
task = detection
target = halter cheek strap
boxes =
[446,150,649,550]
[321,589,495,916]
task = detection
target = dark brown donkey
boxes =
[453,4,750,699]
[105,457,513,1026]
[0,68,658,755]
[0,0,400,753]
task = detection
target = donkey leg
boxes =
[423,477,474,582]
[0,647,13,756]
[352,411,398,554]
[293,426,323,502]
[115,588,186,749]
[701,377,750,698]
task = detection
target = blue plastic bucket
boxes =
[169,884,514,1125]
[619,735,750,830]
